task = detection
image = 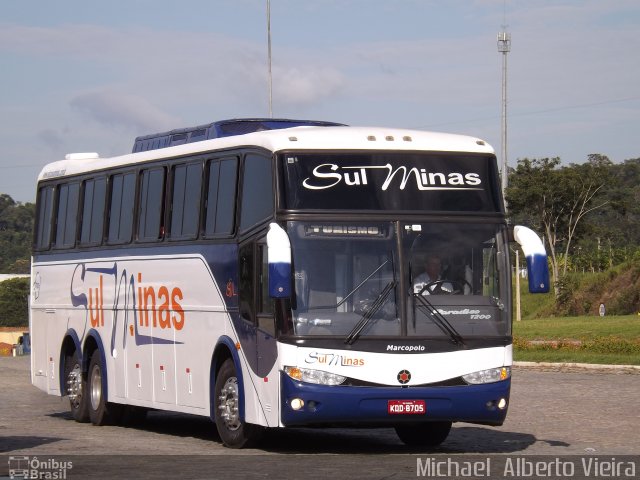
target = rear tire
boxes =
[214,358,263,448]
[64,352,89,423]
[395,421,452,447]
[87,350,122,425]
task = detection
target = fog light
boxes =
[290,398,304,411]
[498,398,507,410]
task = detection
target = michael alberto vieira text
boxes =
[416,457,637,478]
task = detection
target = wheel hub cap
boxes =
[218,377,241,430]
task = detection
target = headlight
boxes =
[284,366,346,385]
[462,367,511,384]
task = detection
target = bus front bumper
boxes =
[280,373,510,427]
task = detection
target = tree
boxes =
[576,158,640,269]
[0,194,35,273]
[506,156,611,298]
[0,277,30,327]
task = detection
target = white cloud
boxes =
[69,90,179,132]
[273,66,345,107]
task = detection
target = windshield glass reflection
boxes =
[288,222,399,337]
[287,221,511,338]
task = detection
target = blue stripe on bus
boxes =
[280,373,510,426]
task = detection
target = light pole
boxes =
[497,30,511,199]
[266,0,273,118]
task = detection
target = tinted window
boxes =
[138,168,166,242]
[80,177,106,245]
[258,244,273,315]
[240,154,273,232]
[108,172,136,244]
[170,163,202,240]
[54,183,79,248]
[35,185,55,250]
[239,242,255,324]
[204,157,238,236]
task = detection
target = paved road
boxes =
[1,356,638,479]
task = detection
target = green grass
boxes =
[515,282,556,319]
[513,314,640,340]
[512,314,640,365]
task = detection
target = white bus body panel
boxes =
[30,254,274,421]
[277,343,512,387]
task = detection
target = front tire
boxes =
[65,352,89,423]
[214,358,262,448]
[395,421,452,447]
[87,350,122,425]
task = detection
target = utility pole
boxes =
[266,0,273,118]
[497,29,511,199]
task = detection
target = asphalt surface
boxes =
[1,356,639,479]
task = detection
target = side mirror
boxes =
[513,225,550,294]
[266,223,292,298]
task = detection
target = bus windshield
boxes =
[287,221,511,339]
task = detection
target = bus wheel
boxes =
[395,421,452,447]
[65,352,89,423]
[214,359,263,448]
[87,350,122,425]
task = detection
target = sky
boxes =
[1,0,639,203]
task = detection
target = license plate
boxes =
[387,399,426,415]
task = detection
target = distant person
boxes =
[413,254,453,295]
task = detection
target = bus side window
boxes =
[204,157,238,236]
[239,242,275,334]
[258,244,273,315]
[107,172,136,244]
[35,185,55,250]
[239,242,255,324]
[138,167,166,242]
[79,177,106,246]
[170,162,202,240]
[239,154,273,233]
[54,182,79,249]
[257,243,275,336]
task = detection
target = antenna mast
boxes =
[267,0,273,118]
[497,7,511,199]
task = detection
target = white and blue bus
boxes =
[30,119,549,448]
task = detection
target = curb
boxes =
[514,360,640,373]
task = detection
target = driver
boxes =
[413,254,453,295]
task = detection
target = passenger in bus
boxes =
[413,254,454,295]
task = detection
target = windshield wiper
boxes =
[412,293,465,346]
[345,281,396,345]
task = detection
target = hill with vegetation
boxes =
[518,256,640,319]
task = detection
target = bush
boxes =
[0,277,30,327]
[513,336,640,355]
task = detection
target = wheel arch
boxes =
[82,329,109,402]
[210,336,246,422]
[58,329,83,394]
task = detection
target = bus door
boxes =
[238,238,279,426]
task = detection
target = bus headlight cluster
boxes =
[462,367,511,384]
[284,366,346,385]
